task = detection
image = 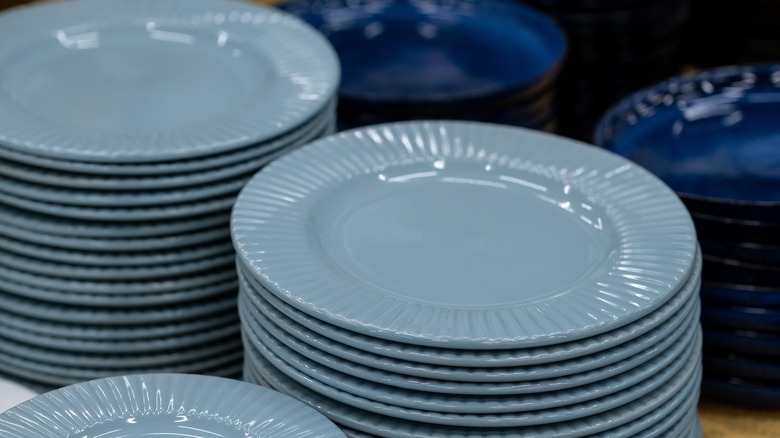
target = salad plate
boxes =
[0,0,339,163]
[246,342,702,436]
[0,374,345,438]
[232,121,697,349]
[240,289,699,392]
[237,254,700,367]
[243,304,699,414]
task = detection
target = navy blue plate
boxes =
[595,64,780,222]
[281,0,566,113]
[703,255,780,288]
[703,326,780,357]
[699,236,780,265]
[700,281,780,309]
[692,211,780,245]
[703,348,780,381]
[701,303,780,333]
[701,374,780,407]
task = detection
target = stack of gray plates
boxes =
[0,0,339,390]
[232,121,704,437]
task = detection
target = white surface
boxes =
[0,377,38,412]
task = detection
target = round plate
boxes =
[700,281,780,309]
[699,236,780,265]
[242,303,699,413]
[701,303,780,333]
[701,374,780,408]
[0,263,236,294]
[0,104,332,187]
[0,308,239,341]
[232,121,697,349]
[0,0,338,163]
[0,378,37,413]
[0,373,345,438]
[246,341,702,436]
[239,276,700,387]
[0,248,234,280]
[703,327,780,357]
[0,291,236,326]
[237,252,701,368]
[0,234,233,267]
[703,349,780,382]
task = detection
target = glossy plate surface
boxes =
[232,121,697,349]
[0,374,345,437]
[0,0,338,163]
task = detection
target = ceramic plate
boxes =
[237,253,701,368]
[0,378,36,413]
[0,0,338,163]
[703,350,780,381]
[240,287,699,393]
[232,121,697,349]
[701,303,780,333]
[0,291,236,326]
[0,234,233,267]
[0,204,231,238]
[701,374,780,407]
[0,219,229,252]
[0,248,234,280]
[242,303,699,413]
[246,340,702,436]
[0,308,238,341]
[0,263,236,294]
[0,102,333,186]
[703,327,780,357]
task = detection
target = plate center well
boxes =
[313,160,617,306]
[76,413,249,437]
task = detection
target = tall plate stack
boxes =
[0,0,339,390]
[233,121,703,437]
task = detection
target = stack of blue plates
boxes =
[0,0,339,390]
[0,374,347,437]
[596,64,780,407]
[233,121,703,437]
[281,0,566,133]
[523,0,690,140]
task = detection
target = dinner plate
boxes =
[0,378,37,413]
[0,373,345,437]
[699,236,780,265]
[703,327,780,357]
[699,281,780,309]
[0,190,236,222]
[0,219,229,253]
[0,248,234,280]
[246,342,702,436]
[0,234,233,267]
[239,288,700,392]
[703,349,780,381]
[0,317,238,354]
[237,253,701,368]
[0,308,239,341]
[0,103,333,187]
[242,306,699,414]
[0,291,236,326]
[701,303,780,333]
[0,263,236,294]
[0,333,243,371]
[232,121,697,349]
[0,0,339,163]
[0,276,236,307]
[701,374,780,407]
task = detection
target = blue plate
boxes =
[701,374,780,407]
[703,326,780,357]
[701,303,780,333]
[0,374,346,437]
[700,281,780,309]
[699,236,780,265]
[281,0,566,111]
[703,254,780,288]
[693,211,780,245]
[703,349,780,381]
[595,64,780,222]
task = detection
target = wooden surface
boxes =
[699,397,780,437]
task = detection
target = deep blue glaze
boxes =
[703,349,780,381]
[703,326,780,357]
[700,281,780,309]
[701,374,780,407]
[595,64,780,220]
[699,236,780,265]
[281,0,566,108]
[701,303,780,333]
[703,254,780,287]
[692,211,780,245]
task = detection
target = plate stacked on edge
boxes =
[596,64,780,408]
[281,0,566,133]
[0,0,339,390]
[233,121,703,437]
